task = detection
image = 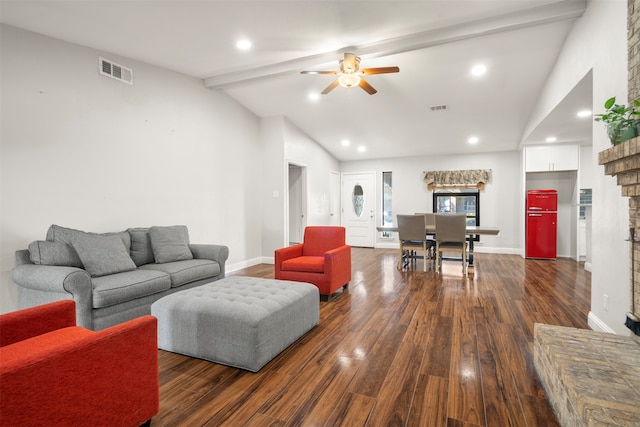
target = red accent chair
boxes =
[0,300,159,427]
[275,226,351,300]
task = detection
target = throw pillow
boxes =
[28,240,83,267]
[47,224,132,253]
[149,225,193,263]
[71,233,136,277]
[127,227,155,266]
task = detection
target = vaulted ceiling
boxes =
[0,0,592,161]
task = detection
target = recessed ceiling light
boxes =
[546,136,557,142]
[471,64,487,76]
[468,136,479,144]
[236,39,252,50]
[341,139,350,147]
[308,93,320,101]
[357,145,366,153]
[576,110,592,118]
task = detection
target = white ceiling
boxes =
[0,0,592,161]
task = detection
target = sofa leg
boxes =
[139,420,151,427]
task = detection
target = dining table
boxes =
[376,224,500,274]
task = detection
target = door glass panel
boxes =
[352,184,364,217]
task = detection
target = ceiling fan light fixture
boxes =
[338,73,361,88]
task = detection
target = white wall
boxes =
[523,0,630,334]
[259,116,340,261]
[0,25,263,313]
[284,118,340,227]
[340,150,521,253]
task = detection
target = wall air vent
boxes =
[430,104,448,111]
[99,57,133,85]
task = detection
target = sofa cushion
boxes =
[149,226,193,263]
[138,259,220,287]
[127,228,154,267]
[71,234,137,278]
[91,269,171,308]
[46,225,132,253]
[28,240,83,268]
[281,256,325,273]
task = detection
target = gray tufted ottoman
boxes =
[150,276,319,372]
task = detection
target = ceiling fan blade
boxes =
[321,79,340,95]
[359,78,377,95]
[360,66,400,75]
[301,70,338,75]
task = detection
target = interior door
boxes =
[341,172,375,247]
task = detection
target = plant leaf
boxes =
[604,97,616,109]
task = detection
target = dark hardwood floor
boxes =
[152,248,591,427]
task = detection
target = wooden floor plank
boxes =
[152,249,591,426]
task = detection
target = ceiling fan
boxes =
[301,53,399,95]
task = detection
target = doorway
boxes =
[288,163,307,245]
[329,171,340,226]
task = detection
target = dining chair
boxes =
[415,213,437,259]
[397,214,430,272]
[435,213,468,275]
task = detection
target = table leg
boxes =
[468,235,476,276]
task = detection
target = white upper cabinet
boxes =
[525,145,579,172]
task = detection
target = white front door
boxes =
[342,172,375,247]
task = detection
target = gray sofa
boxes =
[12,224,229,330]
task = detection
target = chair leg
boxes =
[423,242,427,272]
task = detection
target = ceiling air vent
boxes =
[99,57,133,85]
[430,104,448,111]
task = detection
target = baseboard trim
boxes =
[588,311,616,334]
[473,246,520,255]
[226,257,264,273]
[584,262,592,272]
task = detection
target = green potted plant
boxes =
[594,97,640,145]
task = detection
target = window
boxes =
[433,190,480,240]
[382,171,392,238]
[579,189,592,219]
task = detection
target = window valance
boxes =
[423,169,492,190]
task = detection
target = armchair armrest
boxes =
[0,300,76,347]
[0,315,159,426]
[274,244,304,271]
[324,245,352,281]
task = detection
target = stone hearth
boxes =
[535,324,640,426]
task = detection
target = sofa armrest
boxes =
[12,264,93,329]
[0,300,76,347]
[0,315,159,426]
[189,244,229,276]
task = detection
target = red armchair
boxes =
[275,226,351,299]
[0,300,159,427]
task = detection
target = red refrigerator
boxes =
[526,190,557,259]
